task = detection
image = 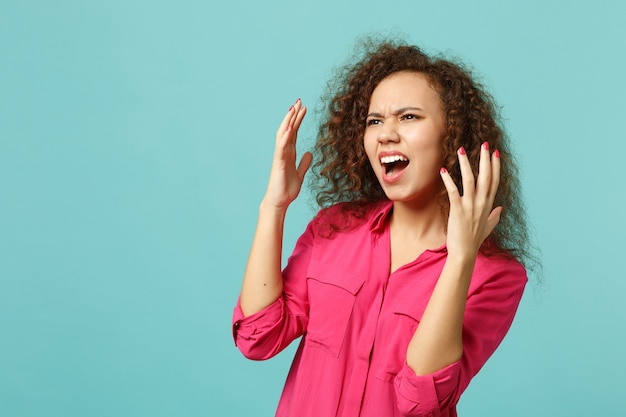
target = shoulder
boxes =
[311,200,389,238]
[472,252,528,290]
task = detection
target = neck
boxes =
[390,199,446,244]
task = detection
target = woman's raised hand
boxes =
[240,100,312,316]
[440,142,502,260]
[262,99,313,212]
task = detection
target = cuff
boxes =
[393,361,461,416]
[232,297,284,344]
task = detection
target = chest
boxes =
[304,246,444,368]
[306,230,446,349]
[389,232,445,274]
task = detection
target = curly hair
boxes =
[310,37,538,269]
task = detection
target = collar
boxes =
[368,200,447,253]
[369,200,394,233]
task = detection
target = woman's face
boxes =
[364,71,447,207]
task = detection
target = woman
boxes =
[232,39,532,417]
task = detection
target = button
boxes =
[232,321,241,345]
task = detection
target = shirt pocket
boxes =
[304,261,365,357]
[376,301,423,382]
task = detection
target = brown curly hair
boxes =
[310,37,538,269]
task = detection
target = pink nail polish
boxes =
[440,167,447,173]
[494,149,500,158]
[482,142,489,151]
[289,105,294,111]
[458,147,466,155]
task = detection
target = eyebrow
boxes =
[366,107,424,118]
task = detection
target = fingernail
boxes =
[289,105,294,111]
[296,98,301,103]
[458,147,466,155]
[482,142,489,151]
[440,167,447,173]
[494,149,500,158]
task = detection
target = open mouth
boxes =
[380,154,409,176]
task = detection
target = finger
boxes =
[293,103,307,132]
[286,99,299,131]
[285,99,305,138]
[482,206,503,240]
[290,98,302,121]
[488,149,501,205]
[457,146,475,199]
[476,142,492,199]
[297,151,313,180]
[440,167,461,206]
[276,104,295,137]
[276,99,303,152]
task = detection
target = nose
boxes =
[378,119,400,143]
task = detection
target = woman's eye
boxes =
[366,119,381,126]
[401,113,419,121]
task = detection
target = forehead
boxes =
[369,71,442,109]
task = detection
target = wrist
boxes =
[259,199,289,218]
[443,251,477,278]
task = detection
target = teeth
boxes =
[380,155,408,164]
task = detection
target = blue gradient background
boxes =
[1,1,624,415]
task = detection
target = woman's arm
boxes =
[406,143,501,375]
[239,99,312,317]
[394,258,526,416]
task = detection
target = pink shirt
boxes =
[232,201,527,417]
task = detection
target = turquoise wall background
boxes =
[2,0,625,415]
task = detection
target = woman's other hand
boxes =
[440,142,502,260]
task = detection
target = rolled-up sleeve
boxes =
[232,220,316,361]
[394,361,461,416]
[232,297,300,360]
[393,257,527,417]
